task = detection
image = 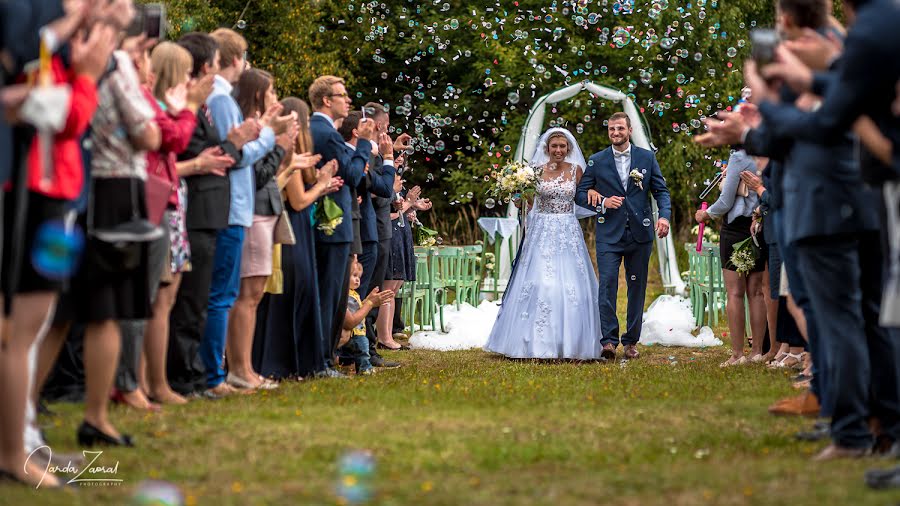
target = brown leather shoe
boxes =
[623,344,640,360]
[812,444,870,461]
[600,343,616,361]
[768,391,820,417]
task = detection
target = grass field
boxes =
[3,261,900,505]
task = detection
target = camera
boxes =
[126,3,167,40]
[749,28,779,66]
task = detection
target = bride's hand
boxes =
[587,189,603,207]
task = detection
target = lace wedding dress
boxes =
[484,165,603,359]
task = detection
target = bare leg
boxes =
[377,280,404,348]
[0,293,61,486]
[760,267,780,361]
[746,272,769,357]
[32,322,70,404]
[144,274,186,404]
[83,320,123,438]
[722,270,748,363]
[226,276,268,387]
[786,294,808,341]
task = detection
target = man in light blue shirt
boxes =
[199,28,278,396]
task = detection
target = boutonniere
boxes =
[629,169,644,190]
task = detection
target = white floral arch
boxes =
[513,80,686,295]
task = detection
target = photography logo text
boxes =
[26,445,123,488]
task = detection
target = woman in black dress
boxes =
[253,98,340,378]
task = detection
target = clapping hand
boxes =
[365,287,395,307]
[194,147,235,177]
[228,119,262,150]
[393,133,412,152]
[407,185,423,202]
[740,171,764,193]
[378,133,394,159]
[185,74,215,111]
[782,28,842,72]
[413,198,432,211]
[357,117,376,141]
[695,111,749,148]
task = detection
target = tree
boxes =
[158,0,774,242]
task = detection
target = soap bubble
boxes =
[485,198,496,209]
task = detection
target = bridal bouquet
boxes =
[314,196,344,236]
[730,236,759,275]
[487,161,541,203]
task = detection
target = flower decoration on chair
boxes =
[315,196,344,236]
[629,169,644,190]
[690,224,720,244]
[486,161,541,203]
[415,224,439,247]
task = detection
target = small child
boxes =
[341,261,394,374]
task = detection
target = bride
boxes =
[484,128,603,360]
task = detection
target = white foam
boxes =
[640,295,722,347]
[409,301,501,351]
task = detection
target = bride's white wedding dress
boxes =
[484,164,604,359]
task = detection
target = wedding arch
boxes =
[513,80,686,295]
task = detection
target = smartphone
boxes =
[143,4,166,40]
[126,3,167,40]
[749,29,779,66]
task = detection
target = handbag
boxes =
[145,169,172,226]
[273,209,295,245]
[88,177,164,274]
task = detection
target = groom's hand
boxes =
[604,196,624,209]
[656,218,670,238]
[587,189,603,207]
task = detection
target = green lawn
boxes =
[4,260,900,505]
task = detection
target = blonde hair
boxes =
[150,42,193,102]
[210,28,247,70]
[308,75,344,109]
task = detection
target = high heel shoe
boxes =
[77,421,134,448]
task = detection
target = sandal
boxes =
[767,352,804,369]
[720,356,748,368]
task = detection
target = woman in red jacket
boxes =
[0,25,115,487]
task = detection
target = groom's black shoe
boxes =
[601,344,616,361]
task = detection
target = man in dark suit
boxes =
[308,76,373,376]
[168,33,259,396]
[363,103,407,367]
[338,109,399,368]
[575,112,671,361]
[699,0,900,459]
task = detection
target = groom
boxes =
[575,112,671,361]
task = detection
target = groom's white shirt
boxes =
[612,144,631,188]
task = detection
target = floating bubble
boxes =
[336,451,375,504]
[31,219,84,280]
[236,19,247,30]
[435,140,445,151]
[598,217,605,224]
[726,47,737,58]
[485,198,496,209]
[507,91,520,104]
[612,28,631,48]
[131,480,184,506]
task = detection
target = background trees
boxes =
[158,0,775,243]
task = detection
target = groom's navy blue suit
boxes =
[575,145,671,347]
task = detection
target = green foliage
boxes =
[159,0,775,241]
